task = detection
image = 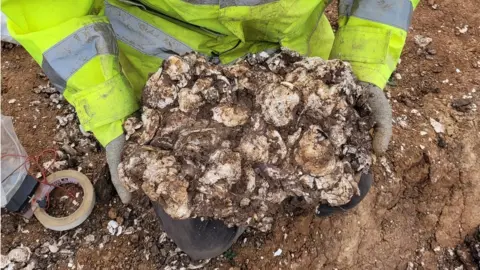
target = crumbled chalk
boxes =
[414,35,432,48]
[456,25,468,34]
[116,226,124,236]
[48,244,59,253]
[123,227,135,235]
[430,118,445,134]
[107,220,119,235]
[84,234,95,243]
[410,109,421,116]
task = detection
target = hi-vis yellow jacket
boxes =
[2,0,419,146]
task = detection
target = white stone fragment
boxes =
[456,25,468,34]
[7,246,31,263]
[429,118,445,133]
[107,220,119,235]
[414,35,432,48]
[84,234,95,243]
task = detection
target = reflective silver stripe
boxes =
[339,0,413,31]
[182,0,277,6]
[220,0,277,7]
[118,0,147,10]
[105,3,192,59]
[42,23,118,92]
[183,0,218,4]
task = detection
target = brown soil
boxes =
[1,0,479,269]
[45,184,84,218]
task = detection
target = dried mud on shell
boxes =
[119,50,373,231]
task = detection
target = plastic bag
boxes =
[1,115,29,207]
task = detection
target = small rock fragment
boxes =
[240,198,251,207]
[116,216,124,225]
[123,227,135,235]
[116,226,124,236]
[107,220,119,235]
[0,254,10,269]
[48,244,59,253]
[22,261,36,270]
[84,234,95,243]
[107,208,118,219]
[456,25,468,34]
[55,114,74,126]
[8,246,31,263]
[273,248,283,257]
[414,35,433,48]
[429,118,445,134]
[158,232,168,244]
[452,98,475,112]
[61,144,77,156]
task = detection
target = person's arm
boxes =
[2,0,138,203]
[331,0,420,89]
[329,0,419,154]
[2,0,139,147]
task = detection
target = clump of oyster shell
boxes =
[119,49,373,231]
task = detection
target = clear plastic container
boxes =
[1,115,29,207]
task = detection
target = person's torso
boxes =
[108,0,332,59]
[105,0,335,96]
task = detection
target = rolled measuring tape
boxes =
[33,170,95,231]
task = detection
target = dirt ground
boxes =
[1,0,480,269]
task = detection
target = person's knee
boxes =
[152,202,244,260]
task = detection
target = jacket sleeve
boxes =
[330,0,420,89]
[2,0,139,146]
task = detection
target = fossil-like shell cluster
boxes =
[119,50,372,231]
